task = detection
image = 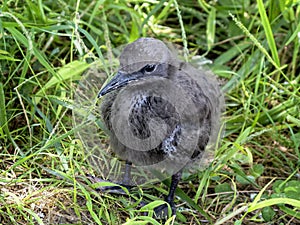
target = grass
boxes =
[0,0,300,224]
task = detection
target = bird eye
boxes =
[143,64,156,73]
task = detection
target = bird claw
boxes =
[86,174,130,195]
[97,185,129,195]
[153,202,176,219]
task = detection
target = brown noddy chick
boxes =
[98,37,224,218]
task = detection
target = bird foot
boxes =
[87,174,131,195]
[153,201,176,219]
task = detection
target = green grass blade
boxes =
[248,197,300,211]
[34,60,90,104]
[257,0,280,67]
[0,82,9,137]
[161,178,212,223]
[206,7,216,51]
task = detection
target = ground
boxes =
[0,0,299,224]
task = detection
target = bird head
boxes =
[98,38,177,97]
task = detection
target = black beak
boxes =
[98,71,138,98]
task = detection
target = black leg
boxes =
[154,170,182,218]
[121,161,132,187]
[165,170,182,215]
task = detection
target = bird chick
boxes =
[98,37,224,218]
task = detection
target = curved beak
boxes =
[98,71,135,98]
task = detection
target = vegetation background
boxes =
[0,0,299,224]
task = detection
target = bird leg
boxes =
[88,160,133,195]
[154,170,182,218]
[121,161,132,188]
[122,161,132,186]
[89,160,183,218]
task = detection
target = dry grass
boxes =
[1,0,299,224]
